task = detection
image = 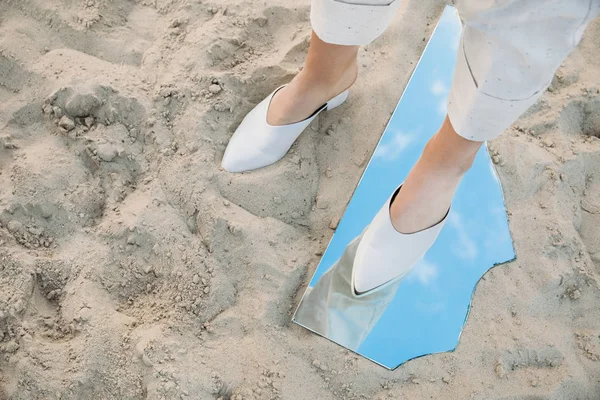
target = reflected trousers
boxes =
[295,232,402,350]
[311,0,600,141]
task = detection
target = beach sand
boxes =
[0,0,599,398]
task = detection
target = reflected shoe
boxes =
[294,232,403,351]
[352,185,449,295]
[221,86,349,173]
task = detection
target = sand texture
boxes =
[0,0,600,399]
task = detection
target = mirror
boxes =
[292,6,515,370]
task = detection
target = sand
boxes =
[0,0,599,398]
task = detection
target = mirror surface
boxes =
[292,6,515,370]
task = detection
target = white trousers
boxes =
[311,0,600,141]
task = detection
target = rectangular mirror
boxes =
[292,5,516,370]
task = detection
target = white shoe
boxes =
[352,185,449,295]
[294,232,403,351]
[221,85,349,173]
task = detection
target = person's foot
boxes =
[266,60,358,126]
[221,31,359,173]
[352,184,449,294]
[352,118,482,294]
[220,70,353,173]
[389,157,459,234]
[389,117,482,234]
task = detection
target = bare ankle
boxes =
[299,59,358,98]
[421,132,478,176]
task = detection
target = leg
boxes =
[268,0,401,125]
[355,0,599,292]
[267,32,359,125]
[390,0,600,234]
[221,0,401,172]
[391,117,480,234]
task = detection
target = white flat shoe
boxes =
[294,232,403,351]
[352,185,449,295]
[221,85,349,173]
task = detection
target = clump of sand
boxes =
[1,0,599,399]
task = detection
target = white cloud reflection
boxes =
[448,212,478,260]
[407,259,439,286]
[430,79,449,117]
[438,98,448,116]
[373,130,415,161]
[430,79,447,95]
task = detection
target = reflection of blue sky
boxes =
[301,7,515,369]
[430,79,447,95]
[448,212,478,261]
[430,79,449,116]
[373,130,415,161]
[406,259,439,286]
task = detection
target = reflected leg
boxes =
[295,232,403,350]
